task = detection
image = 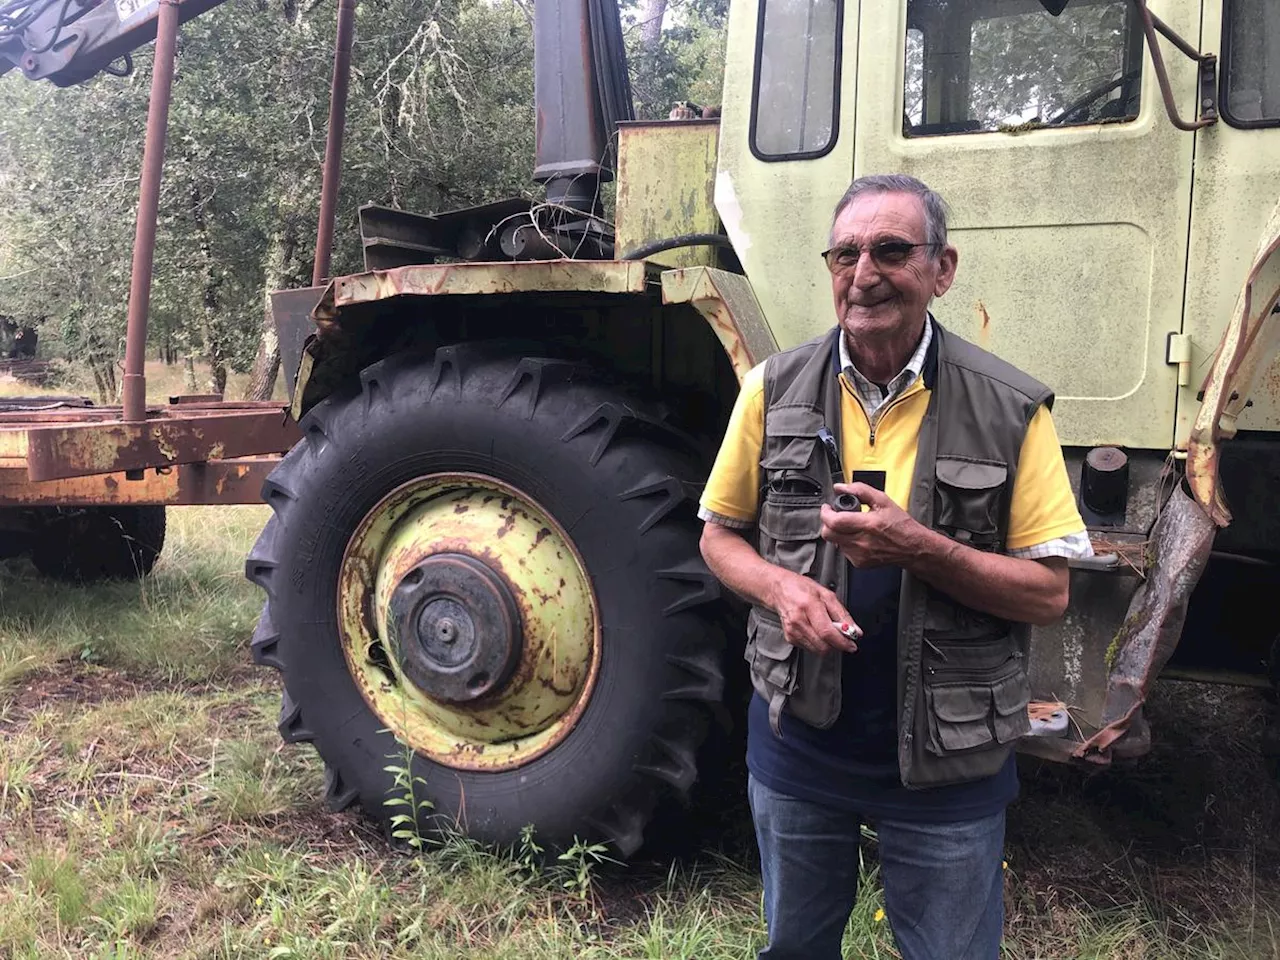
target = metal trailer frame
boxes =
[0,0,358,508]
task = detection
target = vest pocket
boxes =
[922,658,1030,756]
[746,608,798,695]
[934,458,1008,551]
[746,608,800,738]
[761,404,823,472]
[759,498,822,576]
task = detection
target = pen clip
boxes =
[817,426,842,483]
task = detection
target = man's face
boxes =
[827,192,958,343]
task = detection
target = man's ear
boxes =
[934,245,958,297]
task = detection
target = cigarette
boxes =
[833,621,862,640]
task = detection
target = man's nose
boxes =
[851,250,883,287]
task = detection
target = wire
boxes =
[0,0,54,39]
[619,233,734,261]
[24,0,75,53]
[101,52,133,76]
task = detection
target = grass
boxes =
[0,508,1278,958]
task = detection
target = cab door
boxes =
[715,0,861,355]
[853,0,1200,451]
[1178,0,1280,443]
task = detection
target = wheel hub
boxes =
[389,553,522,702]
[337,473,600,771]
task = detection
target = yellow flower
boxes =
[1002,860,1008,871]
[255,897,264,906]
[873,908,885,923]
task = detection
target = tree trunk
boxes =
[242,215,303,401]
[243,304,281,401]
[183,355,197,391]
[190,181,227,396]
[640,0,666,47]
[90,362,113,406]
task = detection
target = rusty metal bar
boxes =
[168,393,224,404]
[121,0,182,423]
[1148,9,1202,61]
[1131,0,1216,132]
[0,400,287,426]
[0,457,282,506]
[311,0,357,286]
[24,408,300,481]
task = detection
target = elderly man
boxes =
[698,174,1090,959]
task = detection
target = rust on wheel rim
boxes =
[337,473,601,771]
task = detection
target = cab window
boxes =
[1222,0,1280,126]
[751,0,843,159]
[903,0,1143,137]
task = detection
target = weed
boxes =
[0,504,1277,957]
[554,837,617,900]
[382,742,435,851]
[0,731,43,817]
[26,846,94,930]
[91,874,163,941]
[516,823,545,879]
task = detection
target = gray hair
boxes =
[829,174,950,253]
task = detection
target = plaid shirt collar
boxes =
[838,316,933,421]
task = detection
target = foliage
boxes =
[906,0,1134,129]
[0,0,540,397]
[623,0,727,119]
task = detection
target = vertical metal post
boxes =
[121,0,181,423]
[311,0,357,287]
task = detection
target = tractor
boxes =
[4,0,1280,856]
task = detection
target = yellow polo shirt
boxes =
[700,361,1084,551]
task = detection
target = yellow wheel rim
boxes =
[337,473,600,771]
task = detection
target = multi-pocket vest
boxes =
[745,321,1053,789]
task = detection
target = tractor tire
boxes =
[246,345,727,856]
[30,505,166,582]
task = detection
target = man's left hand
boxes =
[820,482,928,568]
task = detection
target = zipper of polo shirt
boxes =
[840,370,920,447]
[867,391,916,447]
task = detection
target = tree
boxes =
[0,0,540,401]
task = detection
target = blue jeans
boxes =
[748,774,1005,960]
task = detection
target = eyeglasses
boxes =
[821,240,941,272]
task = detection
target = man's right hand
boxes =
[699,523,860,655]
[768,571,860,655]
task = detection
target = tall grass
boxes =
[0,505,1277,958]
[0,505,268,689]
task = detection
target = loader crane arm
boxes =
[0,0,225,85]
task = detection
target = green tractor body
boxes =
[257,0,1280,855]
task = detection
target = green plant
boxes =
[382,741,434,851]
[516,823,544,879]
[554,837,617,900]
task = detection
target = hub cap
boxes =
[338,474,600,771]
[389,552,525,702]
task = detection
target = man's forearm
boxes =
[699,522,781,609]
[907,528,1068,625]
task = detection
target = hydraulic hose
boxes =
[619,233,734,261]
